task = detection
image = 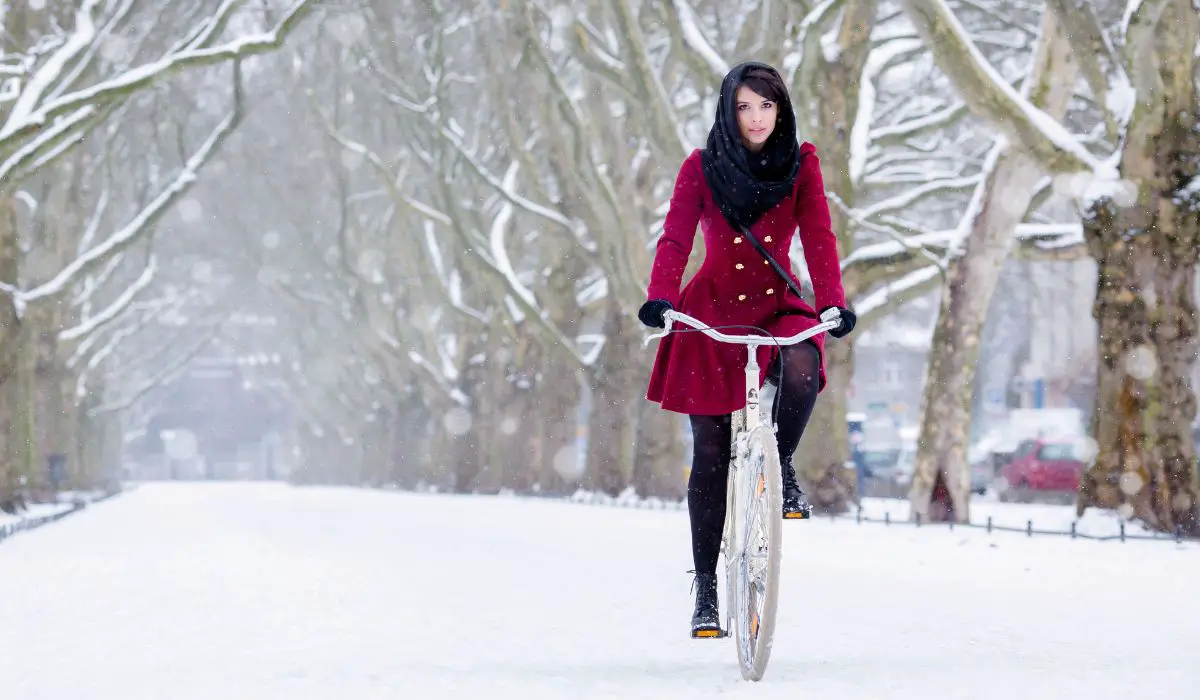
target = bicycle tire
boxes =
[726,422,783,681]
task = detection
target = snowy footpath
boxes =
[1,482,1197,700]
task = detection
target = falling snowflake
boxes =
[1077,437,1100,463]
[340,149,364,171]
[191,261,213,283]
[329,14,367,45]
[1119,471,1144,496]
[162,430,198,460]
[1125,345,1158,380]
[444,407,472,436]
[553,444,585,481]
[100,34,130,64]
[178,197,204,223]
[357,249,385,281]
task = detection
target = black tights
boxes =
[686,341,821,576]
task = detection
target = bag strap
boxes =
[738,225,805,301]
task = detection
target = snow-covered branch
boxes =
[0,0,315,149]
[899,0,1111,176]
[85,326,220,416]
[1045,0,1133,140]
[607,0,690,158]
[663,0,728,81]
[854,264,943,319]
[2,0,104,138]
[66,289,197,370]
[19,60,245,305]
[568,20,635,97]
[59,255,156,342]
[855,175,982,221]
[869,102,967,146]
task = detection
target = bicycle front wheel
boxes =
[726,423,783,681]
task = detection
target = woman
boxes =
[637,61,856,638]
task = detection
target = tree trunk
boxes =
[795,339,858,511]
[1078,177,1200,534]
[1075,2,1200,535]
[909,7,1076,522]
[0,193,21,512]
[533,355,582,496]
[12,322,38,497]
[584,301,639,495]
[632,398,686,499]
[795,0,877,514]
[449,336,487,493]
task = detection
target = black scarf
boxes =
[700,62,801,233]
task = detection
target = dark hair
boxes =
[737,66,789,104]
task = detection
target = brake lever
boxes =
[642,315,674,347]
[819,307,842,324]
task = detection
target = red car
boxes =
[999,438,1087,494]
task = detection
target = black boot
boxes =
[690,572,721,638]
[782,460,813,519]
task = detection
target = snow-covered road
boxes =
[1,482,1197,699]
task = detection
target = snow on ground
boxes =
[1,482,1197,700]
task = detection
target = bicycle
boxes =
[645,307,843,681]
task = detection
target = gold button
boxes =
[733,236,743,244]
[735,263,744,270]
[738,294,747,301]
[766,288,775,295]
[764,236,773,243]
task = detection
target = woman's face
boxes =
[735,85,776,152]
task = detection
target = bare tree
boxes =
[900,0,1200,534]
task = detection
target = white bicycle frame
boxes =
[645,306,842,680]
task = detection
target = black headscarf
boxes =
[700,61,801,233]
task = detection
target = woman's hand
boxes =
[638,299,674,329]
[821,306,857,339]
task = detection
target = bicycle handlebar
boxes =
[643,307,842,348]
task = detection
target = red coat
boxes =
[645,143,847,416]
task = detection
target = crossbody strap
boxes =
[738,225,805,301]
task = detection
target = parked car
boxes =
[998,438,1087,501]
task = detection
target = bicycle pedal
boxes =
[691,627,725,639]
[783,510,811,520]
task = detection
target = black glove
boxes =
[821,306,857,339]
[638,299,673,329]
